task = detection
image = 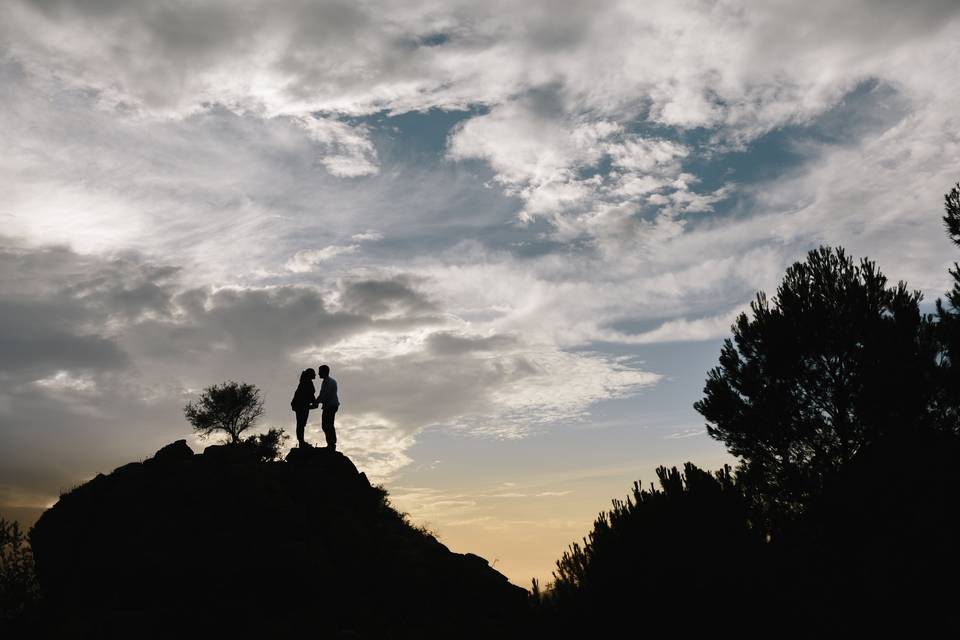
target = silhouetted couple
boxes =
[291,364,340,450]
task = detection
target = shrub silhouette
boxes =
[536,464,763,635]
[0,518,39,627]
[184,381,264,443]
[694,246,939,518]
[202,426,290,463]
[246,426,289,461]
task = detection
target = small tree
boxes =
[694,246,938,517]
[184,381,264,444]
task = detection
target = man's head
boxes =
[317,364,330,378]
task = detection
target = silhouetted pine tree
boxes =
[694,246,940,519]
[935,182,960,431]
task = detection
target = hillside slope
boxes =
[30,441,528,639]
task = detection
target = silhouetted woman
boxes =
[291,368,316,448]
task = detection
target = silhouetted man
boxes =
[313,364,340,450]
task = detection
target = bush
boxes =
[537,464,763,635]
[245,428,289,462]
[0,518,39,623]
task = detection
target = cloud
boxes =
[286,245,360,272]
[6,0,956,127]
[337,278,440,319]
[620,307,747,345]
[445,98,729,252]
[292,116,379,177]
[0,238,664,513]
[4,1,958,279]
[426,332,518,356]
[313,325,661,438]
[351,230,384,242]
[33,371,99,394]
[0,241,183,378]
[322,419,415,480]
[664,428,706,440]
[4,1,960,563]
[0,300,129,376]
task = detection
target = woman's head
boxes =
[300,368,316,383]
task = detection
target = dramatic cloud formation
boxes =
[2,0,959,584]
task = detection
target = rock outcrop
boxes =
[31,441,528,639]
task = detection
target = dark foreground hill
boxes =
[30,442,528,639]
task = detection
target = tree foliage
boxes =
[941,182,960,247]
[184,381,264,444]
[246,427,289,462]
[935,182,960,431]
[0,518,39,623]
[694,246,939,515]
[536,182,960,635]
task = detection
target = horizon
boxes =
[2,0,959,587]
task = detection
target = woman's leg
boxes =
[295,409,309,446]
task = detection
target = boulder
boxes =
[148,439,193,463]
[202,441,262,464]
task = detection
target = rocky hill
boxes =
[30,441,529,639]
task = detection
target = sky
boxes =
[1,0,959,586]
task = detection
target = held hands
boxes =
[310,400,320,409]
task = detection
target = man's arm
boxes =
[315,378,329,406]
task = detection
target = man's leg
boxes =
[321,407,338,449]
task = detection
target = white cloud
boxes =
[621,307,747,345]
[33,371,98,394]
[292,116,379,177]
[324,419,415,480]
[6,0,954,130]
[445,100,729,252]
[351,230,384,242]
[286,245,360,272]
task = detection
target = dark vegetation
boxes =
[695,246,938,518]
[183,381,289,462]
[0,518,39,629]
[3,183,960,637]
[183,380,265,444]
[534,464,763,636]
[533,182,960,636]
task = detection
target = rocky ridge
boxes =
[30,441,528,638]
